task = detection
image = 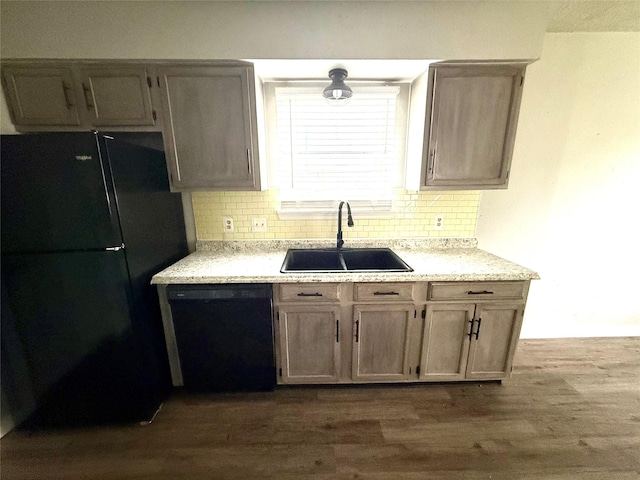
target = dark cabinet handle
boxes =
[62,82,74,108]
[82,83,94,110]
[475,318,482,340]
[355,320,360,343]
[373,291,399,296]
[336,319,339,343]
[467,290,494,295]
[467,318,474,340]
[297,292,323,297]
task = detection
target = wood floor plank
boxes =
[160,445,337,478]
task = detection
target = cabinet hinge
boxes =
[416,365,421,375]
[147,76,152,88]
[152,110,157,121]
[421,309,426,319]
[278,367,282,377]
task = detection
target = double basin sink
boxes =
[280,247,413,273]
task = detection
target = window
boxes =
[265,82,409,218]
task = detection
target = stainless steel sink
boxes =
[280,248,413,273]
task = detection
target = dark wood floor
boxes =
[1,337,639,479]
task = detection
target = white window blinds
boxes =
[274,86,402,203]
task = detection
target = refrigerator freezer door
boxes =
[1,132,123,253]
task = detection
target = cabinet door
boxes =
[423,64,525,189]
[466,303,524,380]
[78,67,156,127]
[1,66,82,126]
[159,65,259,191]
[352,304,413,382]
[419,304,474,381]
[277,306,340,384]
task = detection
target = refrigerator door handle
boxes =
[105,243,125,251]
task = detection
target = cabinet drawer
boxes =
[278,283,340,302]
[428,282,525,301]
[354,283,415,302]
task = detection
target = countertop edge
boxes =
[151,244,540,285]
[152,273,540,285]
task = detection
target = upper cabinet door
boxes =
[158,65,260,191]
[422,64,526,189]
[1,66,82,126]
[78,67,156,127]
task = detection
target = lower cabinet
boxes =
[277,305,340,384]
[420,302,524,381]
[352,304,413,382]
[419,304,474,381]
[466,303,524,379]
[274,281,529,385]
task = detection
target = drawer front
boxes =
[278,283,340,302]
[428,282,525,301]
[354,283,415,302]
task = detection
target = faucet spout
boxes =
[337,201,354,249]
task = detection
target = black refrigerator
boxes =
[1,132,188,427]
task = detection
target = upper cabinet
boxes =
[1,62,158,130]
[2,60,263,192]
[421,63,526,190]
[157,64,260,191]
[1,65,82,126]
[77,67,156,127]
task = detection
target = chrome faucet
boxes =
[336,201,354,249]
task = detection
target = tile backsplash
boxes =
[192,190,479,240]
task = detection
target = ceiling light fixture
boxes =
[322,68,353,105]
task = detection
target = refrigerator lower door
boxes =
[2,250,167,427]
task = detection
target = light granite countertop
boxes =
[151,239,540,284]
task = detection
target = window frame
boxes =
[263,80,410,219]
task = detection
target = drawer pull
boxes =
[355,320,360,343]
[373,291,400,296]
[336,319,339,343]
[297,292,323,297]
[467,318,474,340]
[467,290,494,295]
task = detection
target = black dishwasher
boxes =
[167,284,275,392]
